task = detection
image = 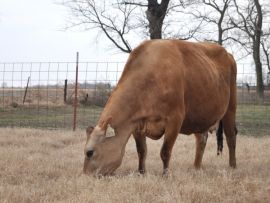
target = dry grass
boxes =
[0,128,269,203]
[0,87,108,107]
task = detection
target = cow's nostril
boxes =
[86,150,94,158]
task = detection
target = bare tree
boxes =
[230,0,266,98]
[261,15,270,69]
[122,0,171,39]
[122,1,195,40]
[146,0,170,39]
[261,34,270,86]
[262,37,270,71]
[187,0,234,45]
[160,0,203,40]
[63,0,173,53]
[63,0,137,53]
[63,0,201,52]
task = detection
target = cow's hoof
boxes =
[230,163,237,169]
[194,164,202,170]
[138,169,145,174]
[162,168,170,178]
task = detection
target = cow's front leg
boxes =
[160,115,182,176]
[194,132,208,169]
[133,132,147,174]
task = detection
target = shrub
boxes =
[66,83,112,107]
[10,102,19,108]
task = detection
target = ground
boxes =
[0,128,270,203]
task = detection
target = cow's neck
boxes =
[114,124,133,146]
[100,110,133,152]
[98,86,138,131]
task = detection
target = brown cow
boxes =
[83,40,237,176]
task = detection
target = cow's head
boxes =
[83,118,125,176]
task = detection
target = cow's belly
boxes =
[180,117,219,135]
[180,90,230,135]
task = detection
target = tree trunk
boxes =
[254,0,264,99]
[217,5,225,45]
[146,14,163,39]
[218,22,223,45]
[146,0,170,39]
[253,42,264,99]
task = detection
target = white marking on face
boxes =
[84,126,106,155]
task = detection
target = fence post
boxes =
[64,79,68,103]
[23,76,30,104]
[73,52,79,131]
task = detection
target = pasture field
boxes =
[1,103,270,135]
[0,105,103,129]
[0,128,269,203]
[1,87,270,135]
[236,104,270,136]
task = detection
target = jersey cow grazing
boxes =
[83,40,237,176]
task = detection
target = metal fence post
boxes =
[64,79,68,103]
[23,76,30,104]
[73,52,79,131]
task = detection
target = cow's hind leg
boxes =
[160,115,182,175]
[222,112,237,168]
[194,132,208,169]
[133,132,147,174]
[216,121,223,155]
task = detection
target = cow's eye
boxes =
[86,150,94,158]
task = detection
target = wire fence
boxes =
[0,60,124,130]
[0,60,269,136]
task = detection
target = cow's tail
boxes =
[216,121,238,155]
[216,121,223,155]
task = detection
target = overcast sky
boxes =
[0,0,264,85]
[0,0,128,62]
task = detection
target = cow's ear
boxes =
[86,126,94,138]
[100,116,112,132]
